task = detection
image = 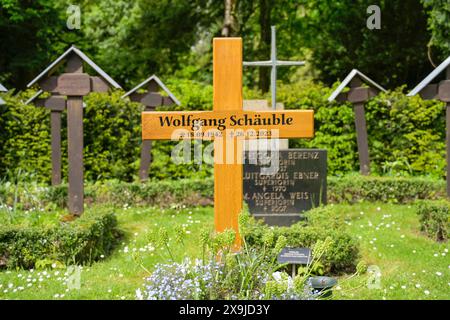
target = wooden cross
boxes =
[328,69,386,175]
[27,46,121,215]
[27,93,66,185]
[142,38,314,246]
[409,58,450,196]
[122,75,181,181]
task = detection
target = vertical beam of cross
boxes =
[347,78,371,175]
[446,104,450,198]
[244,26,305,109]
[213,38,243,247]
[50,109,62,185]
[66,55,84,216]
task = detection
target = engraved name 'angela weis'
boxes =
[158,113,294,131]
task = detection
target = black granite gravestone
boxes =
[243,149,327,226]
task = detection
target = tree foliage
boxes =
[301,0,433,89]
[422,0,450,61]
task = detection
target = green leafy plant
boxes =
[415,200,449,242]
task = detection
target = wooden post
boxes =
[445,67,450,197]
[45,96,66,186]
[66,56,84,216]
[50,111,62,185]
[213,38,243,246]
[447,103,450,198]
[354,102,370,175]
[139,140,152,181]
[348,84,372,176]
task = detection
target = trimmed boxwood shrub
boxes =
[328,175,445,204]
[0,175,446,211]
[0,209,121,269]
[244,206,360,274]
[415,200,449,242]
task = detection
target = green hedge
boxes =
[415,200,449,242]
[328,175,445,204]
[0,175,446,211]
[0,80,447,182]
[0,209,121,269]
[243,206,360,274]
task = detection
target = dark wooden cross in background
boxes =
[328,69,386,175]
[409,56,450,197]
[122,75,180,181]
[27,45,121,215]
[26,89,67,185]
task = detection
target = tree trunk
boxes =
[222,0,238,37]
[258,0,271,93]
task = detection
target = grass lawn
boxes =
[0,202,448,300]
[333,203,449,300]
[0,205,213,300]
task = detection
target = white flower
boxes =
[424,290,430,295]
[415,284,421,288]
[436,272,442,276]
[136,288,143,300]
[272,272,284,283]
[377,207,381,211]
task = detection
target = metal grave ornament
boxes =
[243,26,305,110]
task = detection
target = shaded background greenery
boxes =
[1,0,449,89]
